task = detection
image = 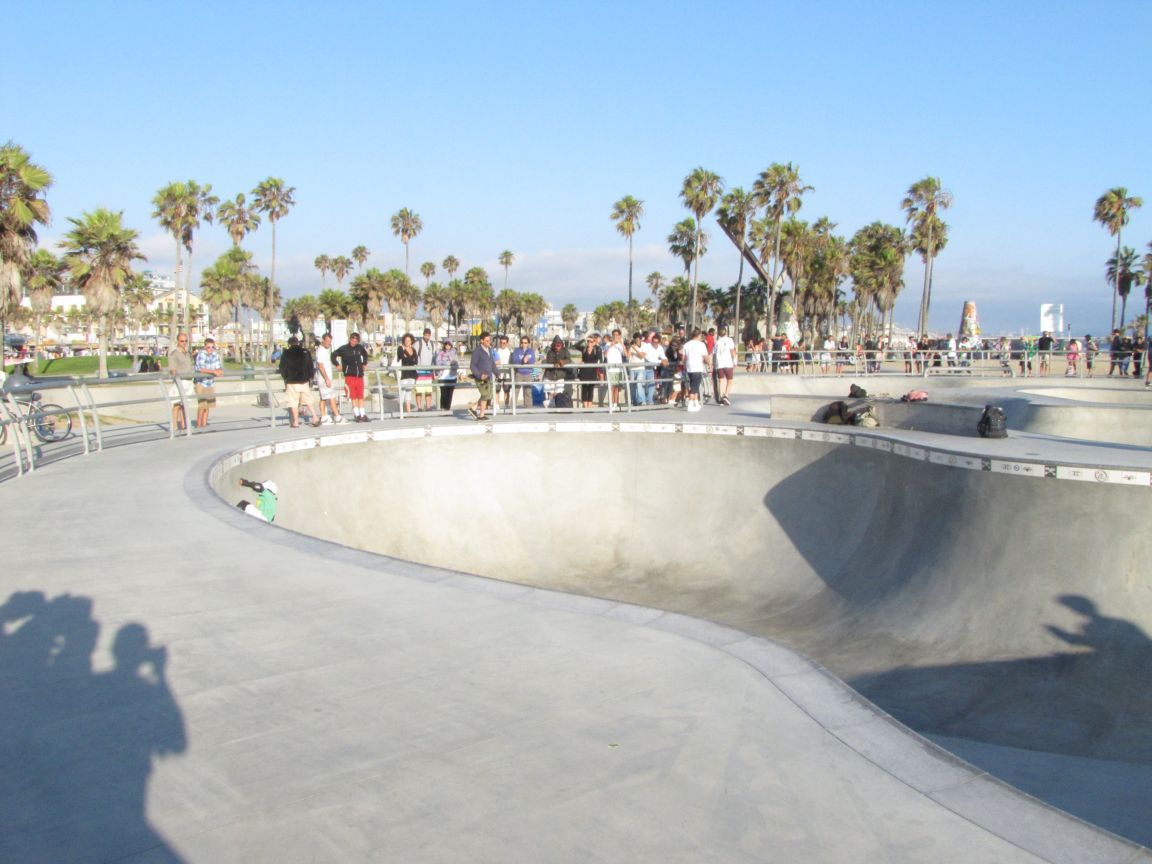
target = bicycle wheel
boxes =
[32,403,72,442]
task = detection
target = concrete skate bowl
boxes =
[214,425,1152,846]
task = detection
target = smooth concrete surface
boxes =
[2,380,1151,863]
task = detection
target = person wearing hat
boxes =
[435,338,459,410]
[468,331,496,420]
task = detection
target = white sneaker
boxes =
[321,416,333,425]
[334,415,347,424]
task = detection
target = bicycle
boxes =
[0,394,73,445]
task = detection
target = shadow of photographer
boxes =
[0,590,187,862]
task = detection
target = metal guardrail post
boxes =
[75,381,101,452]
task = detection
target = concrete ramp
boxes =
[221,424,1152,846]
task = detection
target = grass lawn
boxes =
[4,356,260,376]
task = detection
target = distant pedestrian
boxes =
[435,339,459,410]
[166,333,193,431]
[314,333,346,424]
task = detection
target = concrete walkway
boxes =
[1,389,1149,862]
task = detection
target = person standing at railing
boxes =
[1084,335,1098,378]
[193,337,222,430]
[314,333,346,425]
[435,338,459,410]
[819,335,834,376]
[279,337,321,429]
[576,333,600,409]
[1037,331,1054,376]
[604,329,627,412]
[468,331,496,421]
[665,336,684,405]
[495,335,513,410]
[166,334,193,431]
[511,336,537,408]
[1132,334,1146,379]
[682,328,710,412]
[415,328,437,412]
[713,327,736,406]
[1065,337,1081,377]
[640,331,661,405]
[1108,330,1123,376]
[333,332,371,423]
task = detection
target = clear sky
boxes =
[6,0,1152,336]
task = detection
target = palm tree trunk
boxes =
[734,247,745,347]
[689,230,701,332]
[917,224,934,336]
[768,218,783,337]
[1111,234,1122,332]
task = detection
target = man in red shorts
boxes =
[333,332,371,422]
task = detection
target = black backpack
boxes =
[553,391,573,410]
[849,384,868,398]
[977,405,1008,438]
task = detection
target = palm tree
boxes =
[59,209,146,378]
[668,219,706,296]
[680,168,724,330]
[199,247,257,355]
[1,142,53,339]
[717,187,756,342]
[902,176,953,335]
[391,208,423,277]
[352,245,370,272]
[216,192,261,247]
[331,255,353,285]
[646,271,665,298]
[442,254,460,284]
[26,248,64,372]
[561,303,579,337]
[1094,187,1143,331]
[121,272,155,366]
[314,254,332,288]
[251,177,295,316]
[610,195,644,331]
[753,162,812,337]
[518,292,548,338]
[1106,246,1143,330]
[420,261,436,288]
[255,276,280,357]
[422,282,449,335]
[318,287,351,332]
[152,179,217,337]
[498,250,515,291]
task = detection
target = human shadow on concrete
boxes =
[848,595,1152,846]
[0,591,187,862]
[762,446,1152,845]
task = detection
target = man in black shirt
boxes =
[1037,331,1054,376]
[279,337,320,428]
[333,332,371,422]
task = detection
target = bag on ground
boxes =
[977,405,1008,438]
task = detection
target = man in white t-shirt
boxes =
[639,331,662,405]
[603,329,626,411]
[314,333,346,424]
[681,328,711,412]
[712,326,736,406]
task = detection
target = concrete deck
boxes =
[2,375,1150,863]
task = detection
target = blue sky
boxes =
[6,0,1152,336]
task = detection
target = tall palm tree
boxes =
[59,209,146,378]
[251,177,295,315]
[420,261,436,288]
[902,176,953,335]
[498,249,515,291]
[26,248,64,372]
[610,195,644,331]
[255,276,280,357]
[668,218,706,289]
[151,179,218,337]
[318,287,351,332]
[391,208,423,277]
[352,245,370,272]
[680,168,724,330]
[646,271,665,298]
[314,254,332,288]
[1106,246,1143,330]
[199,246,257,355]
[331,255,353,285]
[753,162,812,337]
[561,303,579,337]
[216,192,261,247]
[0,142,53,339]
[1094,187,1143,331]
[442,254,459,283]
[717,187,757,342]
